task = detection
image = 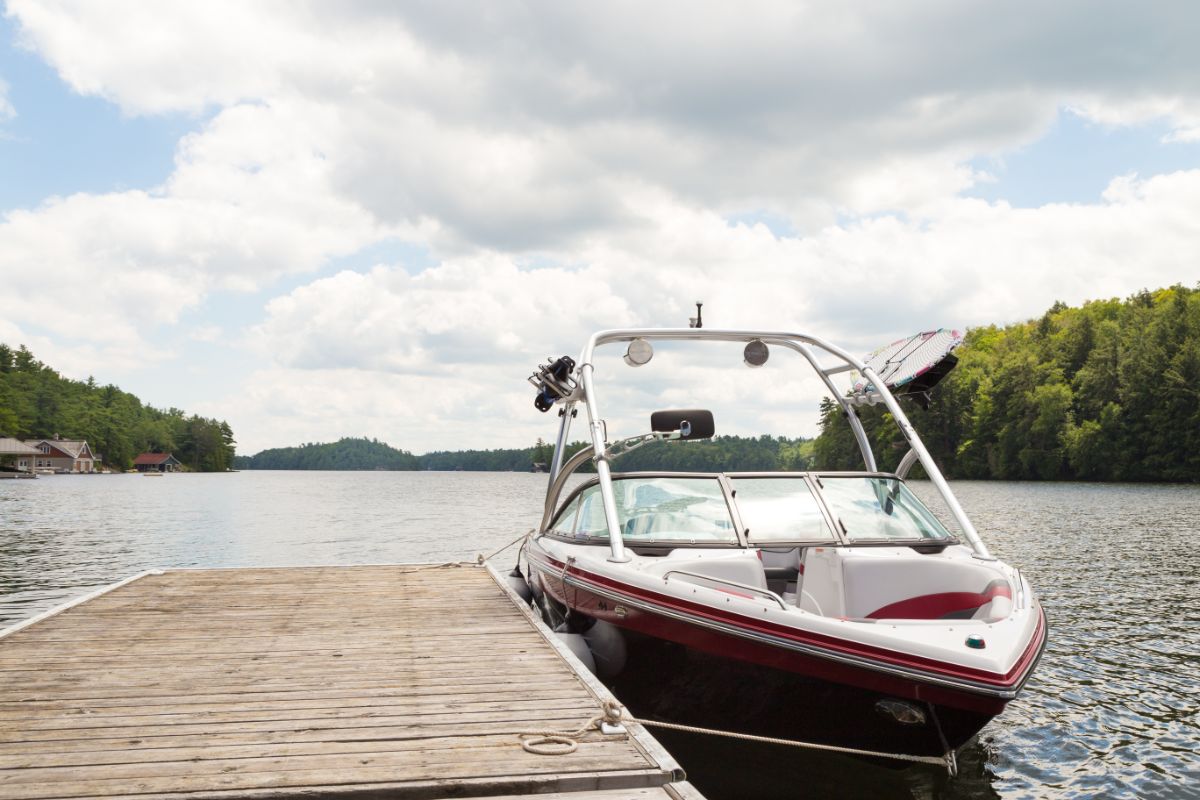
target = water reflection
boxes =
[1,474,1197,798]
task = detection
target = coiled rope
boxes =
[520,699,957,775]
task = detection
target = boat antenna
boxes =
[688,302,703,329]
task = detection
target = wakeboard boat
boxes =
[517,325,1046,763]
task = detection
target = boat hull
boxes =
[527,548,1046,752]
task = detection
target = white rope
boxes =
[519,699,956,773]
[393,562,467,572]
[476,529,534,564]
[520,714,609,755]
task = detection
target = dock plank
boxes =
[0,565,688,800]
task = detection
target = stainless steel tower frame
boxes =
[545,328,991,563]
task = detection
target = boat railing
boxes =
[661,570,789,610]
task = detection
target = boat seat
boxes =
[969,591,1013,622]
[841,552,1013,621]
[864,579,1012,621]
[757,547,802,581]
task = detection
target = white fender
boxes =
[582,619,627,678]
[553,631,596,674]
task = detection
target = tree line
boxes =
[236,434,814,472]
[812,284,1200,481]
[0,345,237,472]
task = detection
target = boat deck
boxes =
[0,565,698,800]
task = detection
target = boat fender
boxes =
[552,630,596,675]
[582,619,627,679]
[505,569,534,604]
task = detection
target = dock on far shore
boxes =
[0,564,703,800]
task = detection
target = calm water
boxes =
[1,472,1197,799]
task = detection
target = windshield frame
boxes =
[725,472,841,547]
[545,472,747,548]
[540,470,961,550]
[810,472,961,545]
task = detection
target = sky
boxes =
[1,1,1199,455]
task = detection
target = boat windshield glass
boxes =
[817,477,953,541]
[558,477,737,544]
[730,478,834,543]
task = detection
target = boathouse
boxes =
[133,452,183,472]
[23,436,96,473]
[0,437,41,472]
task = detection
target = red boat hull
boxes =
[527,549,1046,726]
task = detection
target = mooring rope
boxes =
[393,562,467,572]
[520,699,957,774]
[476,529,534,564]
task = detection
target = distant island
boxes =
[234,436,814,473]
[0,345,236,473]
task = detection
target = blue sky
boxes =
[0,15,193,208]
[2,3,1199,453]
[969,111,1199,208]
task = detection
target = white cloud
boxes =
[0,319,166,378]
[0,100,384,369]
[1069,96,1200,143]
[189,325,222,343]
[4,2,1200,450]
[10,1,1200,248]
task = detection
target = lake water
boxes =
[1,472,1197,799]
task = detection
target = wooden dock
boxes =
[0,565,701,800]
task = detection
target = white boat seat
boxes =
[841,552,1012,621]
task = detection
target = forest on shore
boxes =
[0,345,237,472]
[814,284,1200,481]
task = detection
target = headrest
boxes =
[650,409,715,440]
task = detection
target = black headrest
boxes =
[650,409,715,440]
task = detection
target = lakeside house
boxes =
[134,453,183,473]
[23,436,97,473]
[0,438,43,472]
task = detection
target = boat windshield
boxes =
[553,477,738,544]
[729,477,835,544]
[817,476,954,542]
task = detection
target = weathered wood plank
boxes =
[0,745,655,799]
[0,736,646,780]
[0,686,586,718]
[1,722,623,767]
[2,697,596,737]
[0,713,596,760]
[0,681,588,708]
